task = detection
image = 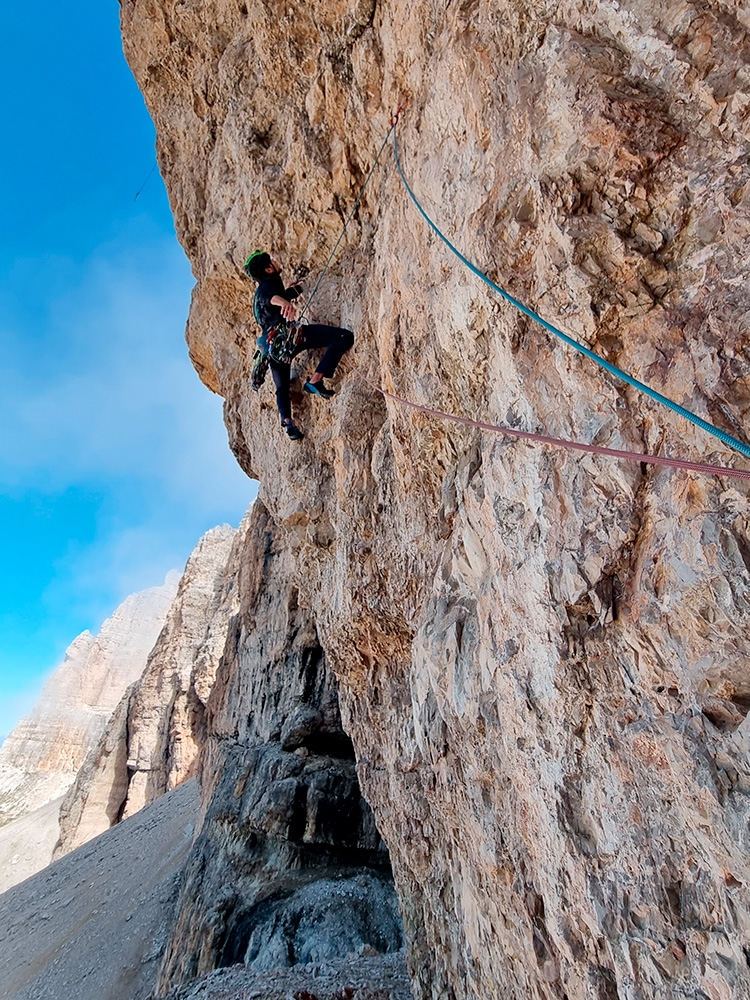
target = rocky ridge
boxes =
[0,579,178,827]
[0,521,248,890]
[55,522,242,855]
[121,1,750,999]
[0,577,178,890]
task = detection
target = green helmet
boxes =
[244,250,270,280]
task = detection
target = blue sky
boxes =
[0,5,255,739]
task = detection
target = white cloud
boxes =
[1,237,251,517]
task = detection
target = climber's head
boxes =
[244,250,277,281]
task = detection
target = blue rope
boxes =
[392,126,750,462]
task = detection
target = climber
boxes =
[244,250,354,440]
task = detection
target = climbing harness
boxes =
[355,370,750,482]
[390,124,750,464]
[300,100,409,322]
[267,320,305,364]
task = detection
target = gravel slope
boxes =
[158,951,412,1000]
[0,778,198,1000]
[0,796,63,894]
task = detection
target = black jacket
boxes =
[253,273,302,352]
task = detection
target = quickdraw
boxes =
[389,97,409,128]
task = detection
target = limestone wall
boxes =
[121,2,750,997]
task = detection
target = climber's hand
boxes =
[271,295,297,321]
[279,298,297,321]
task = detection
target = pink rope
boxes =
[354,371,750,483]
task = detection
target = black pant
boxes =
[269,324,354,424]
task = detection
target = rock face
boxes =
[55,523,242,856]
[0,578,178,833]
[155,500,403,993]
[122,2,750,999]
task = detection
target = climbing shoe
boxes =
[284,423,304,441]
[303,380,335,399]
